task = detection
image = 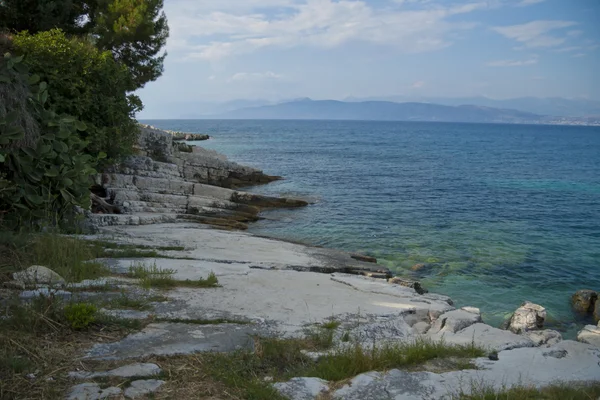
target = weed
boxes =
[321,320,341,330]
[106,293,152,311]
[460,382,600,400]
[64,303,97,330]
[128,262,219,289]
[155,317,250,325]
[307,337,485,381]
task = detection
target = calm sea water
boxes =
[143,119,600,334]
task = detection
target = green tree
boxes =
[12,29,140,160]
[0,0,90,34]
[92,0,169,89]
[0,0,169,90]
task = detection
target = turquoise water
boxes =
[143,119,600,334]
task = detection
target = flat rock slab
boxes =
[124,379,165,399]
[66,383,122,400]
[274,377,329,400]
[330,341,600,399]
[427,323,535,351]
[86,322,263,360]
[69,363,161,379]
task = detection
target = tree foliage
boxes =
[12,29,140,160]
[0,0,169,89]
[0,53,100,226]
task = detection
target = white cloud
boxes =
[517,0,545,6]
[411,80,426,88]
[227,71,283,82]
[492,20,577,48]
[486,57,539,67]
[166,0,490,60]
[571,53,586,58]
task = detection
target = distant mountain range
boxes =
[215,99,599,125]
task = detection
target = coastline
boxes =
[73,124,600,398]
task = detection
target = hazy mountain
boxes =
[217,99,547,123]
[345,96,600,118]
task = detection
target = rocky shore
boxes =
[20,125,599,399]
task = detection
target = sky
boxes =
[137,0,600,117]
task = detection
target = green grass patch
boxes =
[0,232,111,283]
[461,382,600,400]
[105,293,153,311]
[307,338,485,381]
[128,262,219,289]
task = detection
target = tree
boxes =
[0,0,90,34]
[92,0,169,89]
[0,0,169,89]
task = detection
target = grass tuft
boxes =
[460,382,600,400]
[128,262,219,289]
[307,337,485,381]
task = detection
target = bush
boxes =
[64,303,97,330]
[0,53,99,225]
[12,29,141,161]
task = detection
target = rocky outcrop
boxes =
[571,289,598,314]
[90,126,306,231]
[504,301,546,334]
[577,323,600,348]
[13,266,65,286]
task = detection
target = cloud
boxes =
[492,20,577,48]
[227,71,283,82]
[486,57,538,67]
[411,80,426,88]
[553,46,581,53]
[166,0,489,60]
[571,53,586,58]
[517,0,545,6]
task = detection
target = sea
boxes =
[142,119,600,336]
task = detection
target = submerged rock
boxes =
[571,289,598,314]
[388,277,427,295]
[505,301,546,334]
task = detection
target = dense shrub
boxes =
[0,52,99,225]
[12,29,141,161]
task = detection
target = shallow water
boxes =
[142,119,600,335]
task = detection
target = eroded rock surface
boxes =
[506,301,547,334]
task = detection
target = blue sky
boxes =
[137,0,599,117]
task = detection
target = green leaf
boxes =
[60,189,73,201]
[0,75,10,83]
[0,154,4,162]
[39,81,47,91]
[98,151,107,159]
[53,141,68,153]
[61,178,74,187]
[75,121,87,131]
[25,193,44,205]
[44,167,60,177]
[12,55,23,63]
[28,74,41,85]
[41,91,48,105]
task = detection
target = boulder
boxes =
[577,325,600,348]
[273,377,329,400]
[522,330,562,347]
[594,298,600,322]
[429,308,482,334]
[571,289,598,314]
[13,266,65,286]
[506,301,546,334]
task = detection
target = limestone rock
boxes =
[333,371,386,399]
[20,288,71,299]
[577,325,600,348]
[66,383,122,400]
[273,377,329,400]
[506,301,546,334]
[594,298,600,322]
[350,253,377,263]
[69,363,161,380]
[13,266,65,286]
[522,329,562,347]
[124,379,165,399]
[413,321,431,334]
[428,323,535,351]
[429,308,482,334]
[388,277,427,295]
[571,289,598,314]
